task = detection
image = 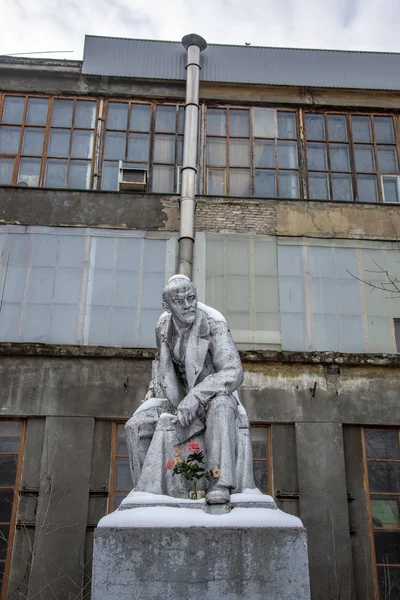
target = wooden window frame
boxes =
[0,93,99,190]
[304,110,400,203]
[362,426,400,599]
[0,419,26,600]
[100,100,184,194]
[204,105,301,199]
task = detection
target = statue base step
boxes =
[91,492,311,600]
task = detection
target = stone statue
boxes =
[125,275,256,505]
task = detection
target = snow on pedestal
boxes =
[92,490,311,600]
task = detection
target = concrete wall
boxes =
[2,187,400,242]
[1,344,399,599]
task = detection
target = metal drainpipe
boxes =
[179,33,207,278]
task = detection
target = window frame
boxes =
[362,426,400,600]
[304,109,400,203]
[99,100,184,193]
[0,419,26,600]
[0,94,100,190]
[204,104,302,199]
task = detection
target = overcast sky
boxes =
[1,0,400,60]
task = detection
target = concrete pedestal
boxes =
[92,493,311,600]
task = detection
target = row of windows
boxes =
[0,421,397,599]
[1,94,400,203]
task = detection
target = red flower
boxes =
[166,460,174,470]
[188,441,200,453]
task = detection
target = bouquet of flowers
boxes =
[166,441,220,499]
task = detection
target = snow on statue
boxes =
[125,275,257,505]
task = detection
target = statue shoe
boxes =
[205,486,230,505]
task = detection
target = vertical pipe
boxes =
[179,33,207,278]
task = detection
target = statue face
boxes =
[165,281,197,327]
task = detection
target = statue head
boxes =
[162,275,198,328]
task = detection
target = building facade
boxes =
[0,36,399,599]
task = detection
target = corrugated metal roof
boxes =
[82,35,400,91]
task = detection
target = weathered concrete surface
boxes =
[3,187,400,240]
[296,423,354,600]
[0,348,398,424]
[0,187,179,231]
[92,526,310,600]
[27,417,94,600]
[277,200,400,240]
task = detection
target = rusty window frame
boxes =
[304,109,400,203]
[99,100,184,193]
[362,426,400,599]
[0,420,26,600]
[108,421,271,512]
[204,105,301,199]
[0,93,99,189]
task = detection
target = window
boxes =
[0,95,98,189]
[109,423,131,512]
[395,320,400,352]
[0,226,173,348]
[205,234,281,349]
[0,421,25,599]
[205,107,300,198]
[305,112,400,203]
[363,428,400,599]
[101,101,184,192]
[109,423,271,511]
[250,425,271,494]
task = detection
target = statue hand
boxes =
[177,395,199,427]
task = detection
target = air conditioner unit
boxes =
[118,162,148,192]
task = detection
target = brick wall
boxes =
[195,198,276,235]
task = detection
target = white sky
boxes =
[1,0,400,60]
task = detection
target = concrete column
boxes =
[296,422,354,600]
[343,426,376,599]
[27,417,94,600]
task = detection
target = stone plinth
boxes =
[92,492,311,600]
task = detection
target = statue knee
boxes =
[208,395,238,415]
[125,409,158,440]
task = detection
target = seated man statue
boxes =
[125,274,256,505]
